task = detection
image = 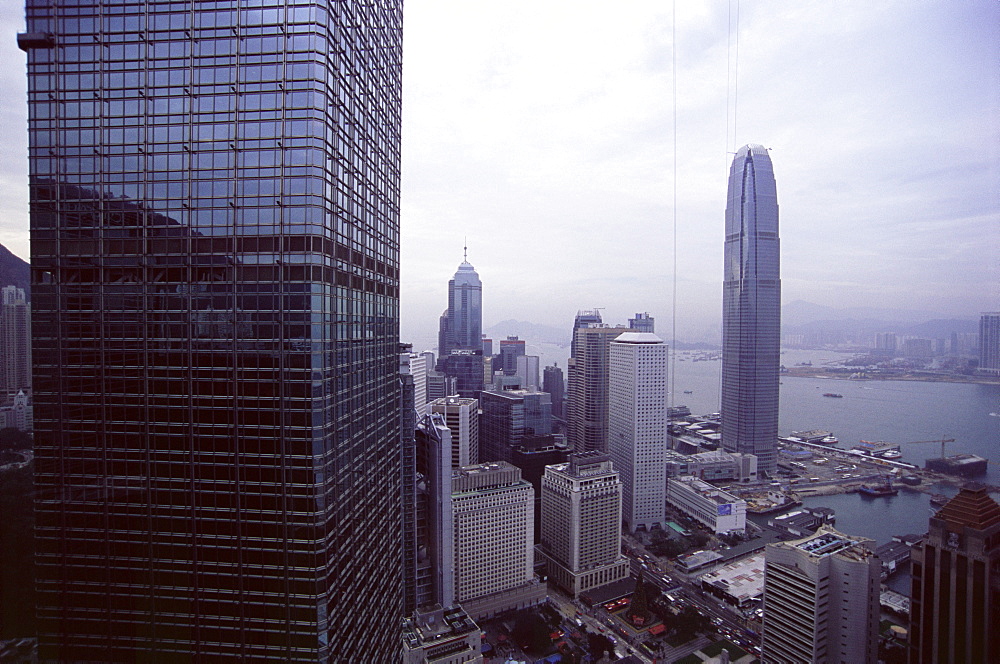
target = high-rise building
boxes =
[571,309,603,357]
[540,452,630,597]
[515,354,540,391]
[409,414,456,612]
[429,396,479,468]
[479,387,552,463]
[566,325,627,453]
[608,332,667,532]
[543,364,565,420]
[0,285,30,395]
[979,312,1000,375]
[762,526,880,664]
[21,2,402,660]
[721,144,781,476]
[401,344,429,419]
[451,462,545,619]
[908,483,1000,663]
[498,335,526,376]
[436,255,484,398]
[628,312,655,333]
[875,331,898,357]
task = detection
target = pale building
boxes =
[429,396,480,468]
[401,346,430,418]
[515,355,540,391]
[665,475,746,535]
[451,462,544,619]
[540,452,630,597]
[608,332,667,532]
[979,312,1000,375]
[763,526,880,664]
[0,285,30,395]
[402,605,483,664]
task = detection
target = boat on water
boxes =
[878,450,903,460]
[820,436,839,445]
[823,393,843,398]
[929,493,949,508]
[858,474,898,497]
[858,483,898,498]
[683,390,693,394]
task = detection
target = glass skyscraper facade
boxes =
[721,144,780,476]
[21,0,402,660]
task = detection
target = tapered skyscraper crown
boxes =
[721,144,781,475]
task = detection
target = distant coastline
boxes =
[782,367,1000,386]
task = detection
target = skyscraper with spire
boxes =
[437,247,484,398]
[721,144,781,476]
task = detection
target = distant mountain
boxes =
[0,243,29,297]
[780,301,979,342]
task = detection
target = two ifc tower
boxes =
[722,144,781,477]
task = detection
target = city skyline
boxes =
[1,3,997,344]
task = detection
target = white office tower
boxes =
[540,452,630,597]
[763,526,880,663]
[400,347,430,418]
[451,462,545,620]
[429,396,480,467]
[608,332,668,532]
[515,355,540,391]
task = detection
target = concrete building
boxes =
[479,388,552,463]
[401,345,430,419]
[0,285,30,395]
[451,462,544,619]
[515,354,540,391]
[608,332,668,532]
[0,390,32,432]
[665,476,747,535]
[979,312,1000,375]
[664,449,758,483]
[700,553,765,608]
[539,452,630,597]
[22,1,403,659]
[508,435,570,543]
[909,483,1000,663]
[402,605,483,664]
[763,526,880,664]
[543,364,565,420]
[429,396,480,468]
[566,325,628,454]
[722,145,781,476]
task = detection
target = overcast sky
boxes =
[1,2,997,345]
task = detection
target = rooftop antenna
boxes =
[463,237,467,262]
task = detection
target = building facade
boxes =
[628,312,655,333]
[498,336,525,376]
[721,144,781,476]
[908,483,1000,663]
[566,325,628,454]
[451,462,544,619]
[540,452,630,597]
[542,364,565,420]
[665,475,747,535]
[763,527,880,664]
[608,332,667,532]
[479,388,552,463]
[429,396,480,469]
[22,1,402,660]
[979,312,1000,375]
[0,285,30,395]
[402,605,483,664]
[515,354,540,391]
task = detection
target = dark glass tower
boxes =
[21,1,402,660]
[436,254,483,397]
[721,144,780,476]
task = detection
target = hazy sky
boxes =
[1,2,997,345]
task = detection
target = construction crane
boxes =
[902,438,956,459]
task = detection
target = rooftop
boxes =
[936,483,1000,531]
